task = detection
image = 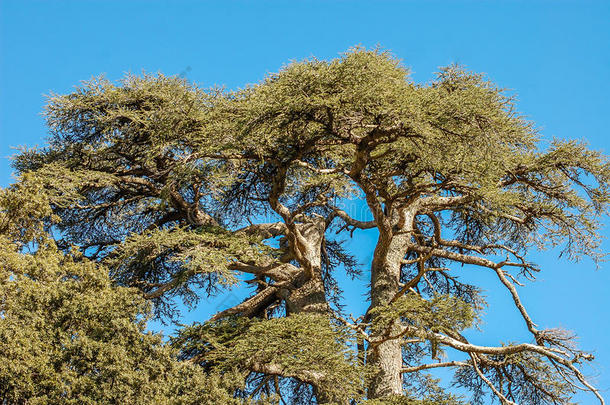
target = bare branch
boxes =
[293,159,345,175]
[330,207,376,231]
[469,353,517,405]
[236,222,287,239]
[401,360,469,373]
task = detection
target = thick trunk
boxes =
[283,217,329,315]
[367,209,414,399]
[367,237,404,398]
[283,272,328,314]
[284,218,335,402]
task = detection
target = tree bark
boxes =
[286,217,336,402]
[367,208,415,399]
[367,235,404,398]
[283,273,328,314]
[282,217,330,315]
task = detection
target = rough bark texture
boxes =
[284,273,328,315]
[284,218,334,402]
[367,209,414,398]
[283,217,329,315]
[367,237,404,397]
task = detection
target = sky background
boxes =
[1,0,609,402]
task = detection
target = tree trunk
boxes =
[284,272,328,314]
[284,217,336,402]
[367,237,404,398]
[283,217,329,315]
[366,209,414,399]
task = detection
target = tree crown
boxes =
[6,48,609,404]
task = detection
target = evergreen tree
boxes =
[6,48,608,404]
[0,178,250,404]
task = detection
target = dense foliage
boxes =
[2,48,608,404]
[0,184,249,404]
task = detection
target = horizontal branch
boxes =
[401,360,469,373]
[249,362,324,385]
[293,159,345,175]
[236,222,287,239]
[395,325,604,404]
[330,207,376,230]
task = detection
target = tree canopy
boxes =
[3,48,608,404]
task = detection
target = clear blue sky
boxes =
[1,0,609,402]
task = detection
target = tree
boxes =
[8,48,609,404]
[0,176,252,404]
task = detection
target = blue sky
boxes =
[2,0,609,402]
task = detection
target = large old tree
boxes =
[3,49,608,404]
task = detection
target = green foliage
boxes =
[5,47,609,404]
[107,225,277,313]
[0,238,250,404]
[370,293,479,336]
[175,314,363,402]
[11,74,246,316]
[0,171,61,243]
[0,192,249,404]
[361,373,466,404]
[362,394,464,405]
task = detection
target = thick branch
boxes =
[330,207,376,230]
[236,222,287,239]
[210,285,280,321]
